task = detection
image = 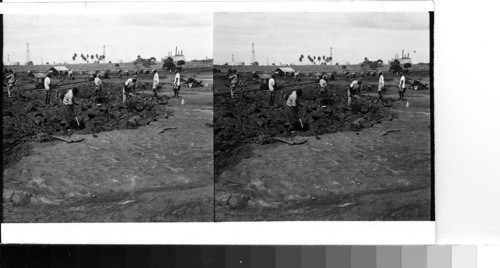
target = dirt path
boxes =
[215,88,431,221]
[3,85,214,222]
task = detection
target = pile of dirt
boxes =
[2,82,171,170]
[214,79,396,177]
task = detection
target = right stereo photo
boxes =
[214,12,433,221]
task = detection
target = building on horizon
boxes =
[390,49,412,65]
[225,62,245,66]
[165,46,186,64]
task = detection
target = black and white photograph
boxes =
[214,12,433,221]
[2,14,214,222]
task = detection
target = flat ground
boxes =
[3,69,214,222]
[214,66,431,221]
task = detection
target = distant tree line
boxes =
[162,57,185,71]
[360,57,384,70]
[75,52,105,63]
[389,59,412,74]
[134,55,158,68]
[298,54,332,65]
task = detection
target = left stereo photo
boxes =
[2,14,214,222]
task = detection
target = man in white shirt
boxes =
[286,88,303,132]
[294,71,300,80]
[268,74,277,106]
[94,74,102,92]
[228,70,240,99]
[152,69,160,98]
[62,87,79,131]
[319,75,328,97]
[377,72,385,103]
[123,75,137,104]
[398,74,406,100]
[44,73,52,105]
[348,79,362,106]
[94,73,103,103]
[6,72,19,98]
[173,70,181,98]
[349,79,362,96]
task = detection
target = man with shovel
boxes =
[319,75,328,98]
[286,88,304,133]
[62,87,80,132]
[376,71,385,103]
[268,74,277,106]
[398,73,406,100]
[123,75,137,104]
[44,73,53,105]
[152,69,160,99]
[228,70,242,99]
[94,73,103,103]
[173,70,181,98]
[6,72,19,98]
[348,79,362,106]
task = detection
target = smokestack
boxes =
[402,49,404,58]
[175,47,177,55]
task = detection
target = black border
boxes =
[1,14,4,227]
[429,11,435,221]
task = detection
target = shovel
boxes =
[52,135,85,143]
[274,137,307,145]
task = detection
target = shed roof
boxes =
[50,66,69,72]
[275,67,295,73]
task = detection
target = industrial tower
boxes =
[251,43,256,64]
[26,43,30,64]
[103,45,106,58]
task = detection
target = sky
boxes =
[214,12,430,65]
[3,14,213,65]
